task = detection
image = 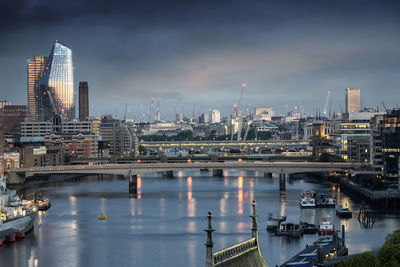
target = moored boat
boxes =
[35,193,51,211]
[300,222,318,234]
[276,222,304,238]
[336,205,352,218]
[318,217,335,235]
[266,213,287,230]
[299,191,316,208]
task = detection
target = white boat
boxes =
[266,213,287,230]
[326,197,336,208]
[318,217,335,235]
[299,190,316,208]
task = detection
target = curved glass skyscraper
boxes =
[36,40,75,121]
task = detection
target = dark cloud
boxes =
[1,0,400,119]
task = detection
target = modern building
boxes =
[100,116,137,156]
[27,56,47,121]
[345,88,360,113]
[380,109,400,183]
[254,107,274,121]
[79,81,89,121]
[331,111,385,160]
[36,41,75,121]
[211,110,221,124]
[199,113,210,124]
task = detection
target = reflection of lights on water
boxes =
[237,222,249,233]
[224,176,228,186]
[178,171,183,179]
[223,171,229,176]
[187,176,193,200]
[179,193,183,199]
[71,219,78,230]
[160,198,166,217]
[69,195,77,215]
[187,220,196,232]
[220,197,227,214]
[28,250,39,267]
[249,180,254,188]
[137,176,142,199]
[37,211,43,225]
[100,197,106,214]
[238,176,243,214]
[186,237,197,267]
[130,198,136,216]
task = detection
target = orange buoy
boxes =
[16,232,25,239]
[5,235,15,243]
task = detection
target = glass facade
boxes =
[381,109,400,183]
[36,41,75,121]
[27,56,47,121]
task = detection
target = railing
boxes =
[213,238,257,264]
[7,161,367,174]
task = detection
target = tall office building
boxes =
[211,109,221,123]
[79,81,89,120]
[36,40,75,121]
[345,88,360,113]
[27,56,47,121]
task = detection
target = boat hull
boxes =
[0,213,36,241]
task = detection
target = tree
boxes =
[138,145,147,156]
[338,252,380,267]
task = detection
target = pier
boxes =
[340,179,400,211]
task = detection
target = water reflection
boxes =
[238,176,243,214]
[2,172,400,267]
[137,176,142,199]
[69,195,77,215]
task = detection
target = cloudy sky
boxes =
[1,0,399,120]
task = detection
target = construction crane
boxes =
[180,104,185,120]
[174,104,177,122]
[323,91,331,118]
[381,101,388,111]
[192,103,196,121]
[155,97,160,121]
[234,83,247,118]
[123,104,127,121]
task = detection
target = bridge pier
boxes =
[162,171,174,178]
[129,174,138,198]
[212,169,224,177]
[264,172,273,178]
[279,174,288,191]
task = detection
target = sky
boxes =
[0,0,400,120]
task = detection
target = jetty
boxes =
[280,225,348,267]
[340,179,400,210]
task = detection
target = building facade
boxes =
[27,56,47,121]
[345,88,360,113]
[380,109,400,183]
[211,110,221,123]
[79,81,89,121]
[36,41,75,121]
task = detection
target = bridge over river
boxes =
[6,161,366,194]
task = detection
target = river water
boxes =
[1,170,399,267]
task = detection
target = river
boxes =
[1,170,399,267]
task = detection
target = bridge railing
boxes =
[213,237,257,264]
[7,161,368,174]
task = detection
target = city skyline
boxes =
[1,0,400,120]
